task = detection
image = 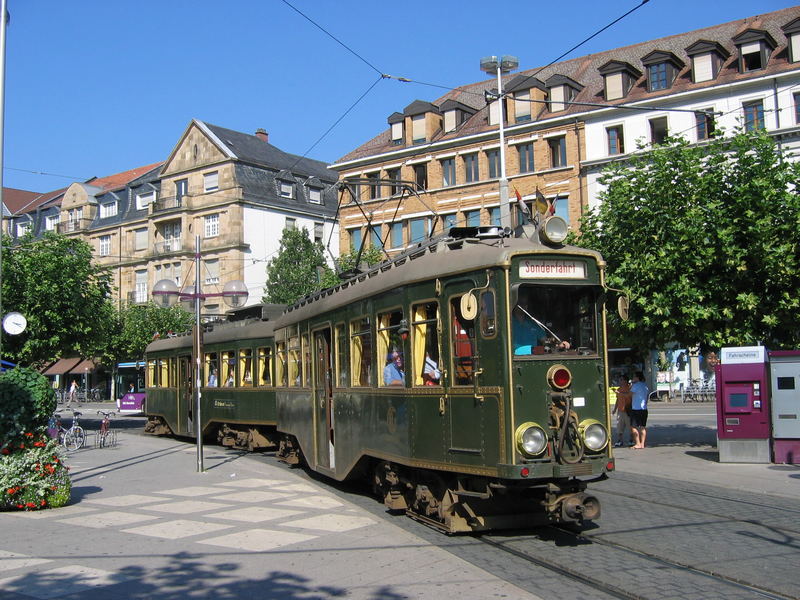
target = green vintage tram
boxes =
[145,220,615,533]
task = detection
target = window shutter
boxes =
[550,86,565,111]
[515,90,531,119]
[444,110,456,132]
[412,115,426,141]
[605,74,623,100]
[391,121,403,141]
[791,35,800,62]
[488,100,500,125]
[740,42,761,55]
[693,53,713,82]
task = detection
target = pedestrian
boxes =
[630,371,649,449]
[613,376,632,447]
[66,379,79,408]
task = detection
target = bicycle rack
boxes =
[93,429,118,449]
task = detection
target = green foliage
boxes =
[0,367,57,448]
[0,437,71,510]
[320,245,385,288]
[263,227,334,304]
[1,233,115,364]
[576,129,800,352]
[103,302,194,364]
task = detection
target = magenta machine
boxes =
[715,346,771,463]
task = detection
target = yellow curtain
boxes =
[413,305,427,385]
[377,314,390,368]
[351,331,362,386]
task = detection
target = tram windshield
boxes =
[512,285,598,356]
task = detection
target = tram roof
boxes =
[275,236,603,329]
[145,317,277,353]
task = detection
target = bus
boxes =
[115,361,146,414]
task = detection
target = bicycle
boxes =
[95,410,117,448]
[54,410,86,451]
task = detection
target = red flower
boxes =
[24,432,33,437]
[34,442,45,447]
[25,502,35,508]
[1,448,9,455]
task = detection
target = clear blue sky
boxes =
[3,0,798,193]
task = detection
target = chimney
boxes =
[255,128,269,143]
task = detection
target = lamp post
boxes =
[152,235,248,472]
[480,55,519,229]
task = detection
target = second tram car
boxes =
[145,220,615,533]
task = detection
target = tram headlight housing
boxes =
[546,364,572,390]
[515,422,548,457]
[539,216,568,245]
[578,419,608,452]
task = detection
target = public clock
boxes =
[2,312,27,335]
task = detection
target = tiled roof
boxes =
[5,187,66,216]
[336,6,800,164]
[2,187,43,214]
[84,162,164,192]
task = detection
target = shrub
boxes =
[0,367,56,450]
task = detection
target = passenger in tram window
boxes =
[208,368,218,387]
[383,351,404,386]
[423,353,440,385]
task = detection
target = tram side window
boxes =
[221,351,235,387]
[257,346,272,387]
[350,317,373,387]
[451,296,476,385]
[288,334,301,387]
[276,341,287,386]
[335,324,349,388]
[239,349,253,387]
[480,291,496,336]
[302,334,311,387]
[412,302,441,386]
[147,359,157,387]
[378,309,405,387]
[205,352,219,386]
[158,359,168,388]
[169,357,177,387]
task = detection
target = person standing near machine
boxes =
[630,371,649,449]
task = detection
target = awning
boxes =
[42,358,82,376]
[69,359,98,374]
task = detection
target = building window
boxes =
[409,217,427,243]
[45,214,60,231]
[412,114,426,144]
[443,213,457,231]
[488,207,500,227]
[314,222,323,244]
[647,63,668,91]
[649,117,668,145]
[99,235,111,257]
[308,187,322,204]
[465,209,480,227]
[795,93,800,124]
[348,228,362,252]
[692,53,716,83]
[441,158,456,187]
[135,270,148,304]
[203,171,219,192]
[548,137,567,168]
[367,172,380,199]
[464,153,479,183]
[136,190,155,210]
[279,182,294,198]
[514,90,531,122]
[413,163,428,190]
[552,196,569,224]
[100,201,118,218]
[134,228,148,251]
[743,100,764,131]
[16,222,30,237]
[369,225,383,249]
[385,167,401,195]
[175,178,188,202]
[607,126,624,155]
[390,222,403,248]
[390,120,404,145]
[518,143,534,173]
[204,258,220,285]
[486,149,499,179]
[285,217,296,231]
[695,110,715,140]
[740,41,766,72]
[204,213,220,238]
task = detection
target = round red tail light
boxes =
[547,364,572,390]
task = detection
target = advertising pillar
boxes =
[768,351,800,465]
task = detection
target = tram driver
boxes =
[383,351,405,386]
[512,304,570,355]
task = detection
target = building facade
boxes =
[6,120,340,313]
[331,7,800,254]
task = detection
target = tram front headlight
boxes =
[515,422,548,457]
[578,419,608,451]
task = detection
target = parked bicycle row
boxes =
[47,410,118,451]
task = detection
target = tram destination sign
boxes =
[519,259,586,279]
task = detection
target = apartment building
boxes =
[331,6,800,253]
[6,120,340,311]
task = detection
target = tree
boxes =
[263,227,334,305]
[576,128,800,352]
[319,245,385,289]
[104,302,194,364]
[1,233,115,365]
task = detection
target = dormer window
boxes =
[279,182,294,199]
[388,112,404,145]
[403,100,440,145]
[440,100,475,133]
[308,187,322,204]
[598,61,641,101]
[733,29,776,73]
[487,93,502,126]
[545,75,583,113]
[782,18,800,63]
[685,40,729,83]
[514,90,531,122]
[411,115,426,143]
[641,51,684,92]
[100,200,118,218]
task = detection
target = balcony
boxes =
[57,219,93,234]
[126,290,149,305]
[151,196,183,214]
[153,238,183,255]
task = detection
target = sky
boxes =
[3,0,799,193]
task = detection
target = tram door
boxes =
[179,355,193,435]
[314,329,334,469]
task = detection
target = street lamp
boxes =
[152,235,248,472]
[480,55,519,229]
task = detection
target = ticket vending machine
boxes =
[715,346,771,463]
[768,351,800,464]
